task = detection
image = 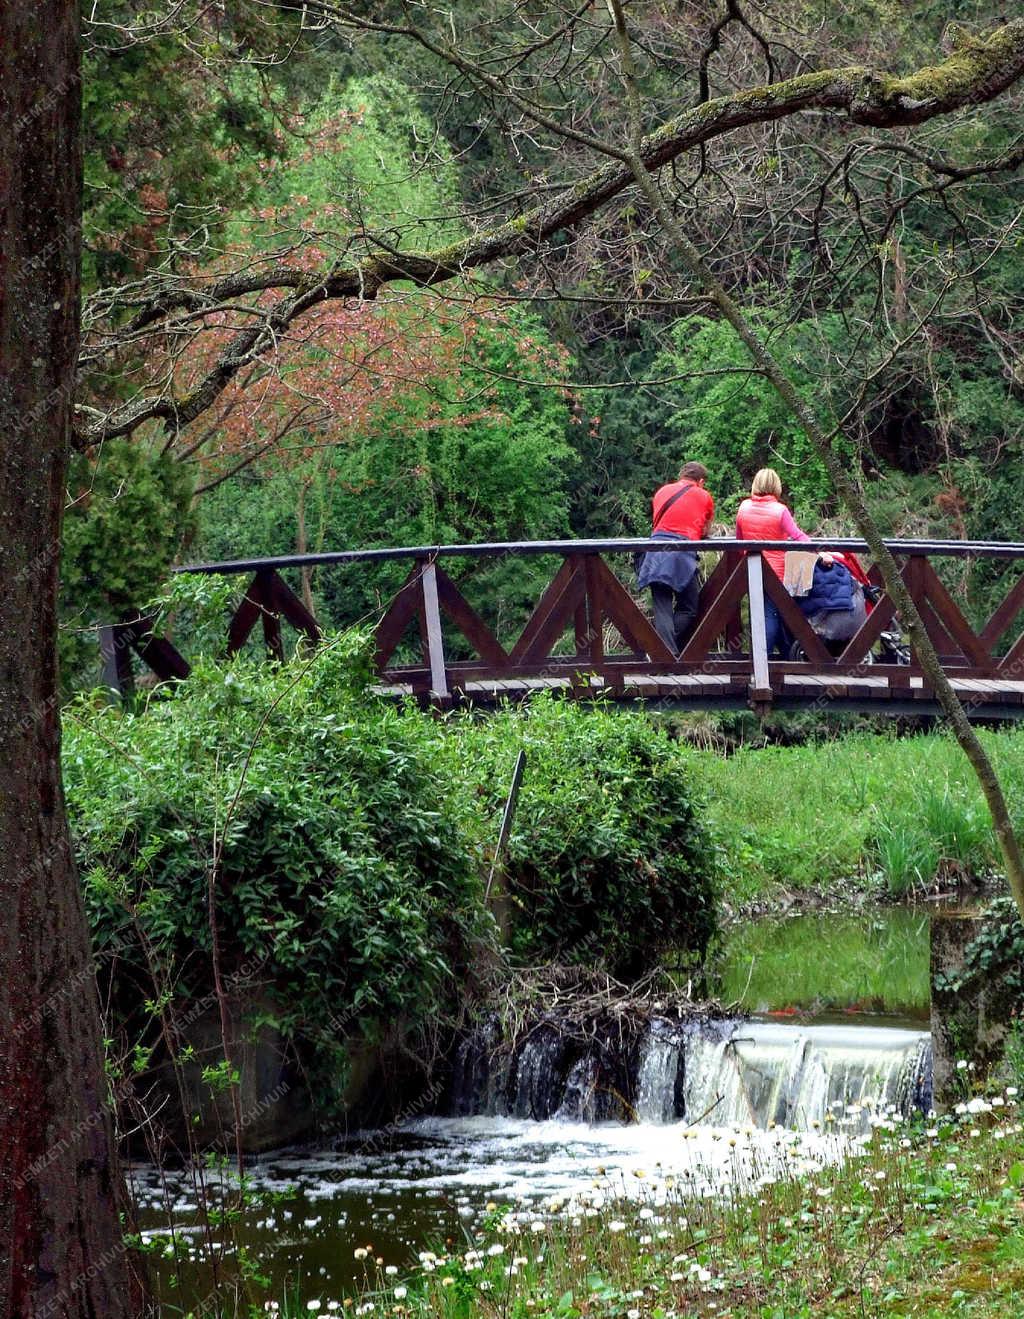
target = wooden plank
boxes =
[225,570,285,661]
[696,550,735,603]
[890,558,926,687]
[699,549,745,653]
[421,562,449,699]
[998,628,1024,678]
[783,672,888,689]
[374,564,426,670]
[836,593,896,667]
[509,557,579,662]
[433,566,510,666]
[981,569,1024,651]
[917,559,992,668]
[132,630,191,682]
[679,557,748,661]
[915,594,962,662]
[591,557,673,661]
[99,622,135,696]
[120,612,191,683]
[746,553,771,695]
[262,604,284,662]
[574,599,589,656]
[513,561,588,664]
[266,571,321,643]
[583,555,604,667]
[761,566,833,666]
[226,572,266,655]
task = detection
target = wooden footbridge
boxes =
[103,538,1024,718]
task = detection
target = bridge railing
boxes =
[101,538,1024,712]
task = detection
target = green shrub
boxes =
[947,896,1024,1007]
[65,635,488,1104]
[65,648,720,1099]
[437,696,719,977]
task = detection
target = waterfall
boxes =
[452,1015,932,1132]
[510,1026,569,1120]
[634,1019,684,1124]
[556,1054,600,1123]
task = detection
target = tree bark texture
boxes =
[0,3,137,1315]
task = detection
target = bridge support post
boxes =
[746,552,772,712]
[99,621,134,699]
[420,561,450,700]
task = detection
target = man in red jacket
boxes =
[636,461,715,653]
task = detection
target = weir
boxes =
[453,1016,933,1131]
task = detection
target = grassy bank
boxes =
[688,726,1024,905]
[277,1082,1024,1318]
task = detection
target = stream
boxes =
[131,903,935,1307]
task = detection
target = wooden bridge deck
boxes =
[103,537,1024,719]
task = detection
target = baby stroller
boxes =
[788,551,911,664]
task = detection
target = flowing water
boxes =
[133,1010,932,1305]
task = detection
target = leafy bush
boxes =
[65,648,719,1100]
[65,636,488,1102]
[437,696,719,977]
[60,439,196,689]
[945,896,1024,1008]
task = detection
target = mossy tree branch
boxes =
[78,13,1024,447]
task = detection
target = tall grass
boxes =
[689,726,1020,902]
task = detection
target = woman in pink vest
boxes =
[736,468,829,658]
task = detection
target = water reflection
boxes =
[712,905,931,1018]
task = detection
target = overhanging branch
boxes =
[76,16,1024,448]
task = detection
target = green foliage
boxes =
[66,637,488,1103]
[867,782,996,895]
[567,332,680,537]
[1004,1017,1024,1090]
[60,439,196,687]
[194,306,576,641]
[149,573,245,669]
[435,696,719,976]
[64,650,718,1098]
[63,440,196,617]
[82,14,285,288]
[690,729,1016,902]
[869,819,941,897]
[942,896,1024,1006]
[250,73,462,247]
[651,314,854,521]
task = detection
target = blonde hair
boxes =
[751,467,782,497]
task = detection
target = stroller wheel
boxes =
[787,639,806,662]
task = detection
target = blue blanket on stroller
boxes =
[798,561,855,614]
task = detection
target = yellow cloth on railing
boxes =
[783,550,818,597]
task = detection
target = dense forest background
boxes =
[65,0,1024,686]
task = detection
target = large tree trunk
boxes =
[0,3,137,1316]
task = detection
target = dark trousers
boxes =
[763,595,792,659]
[650,578,700,654]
